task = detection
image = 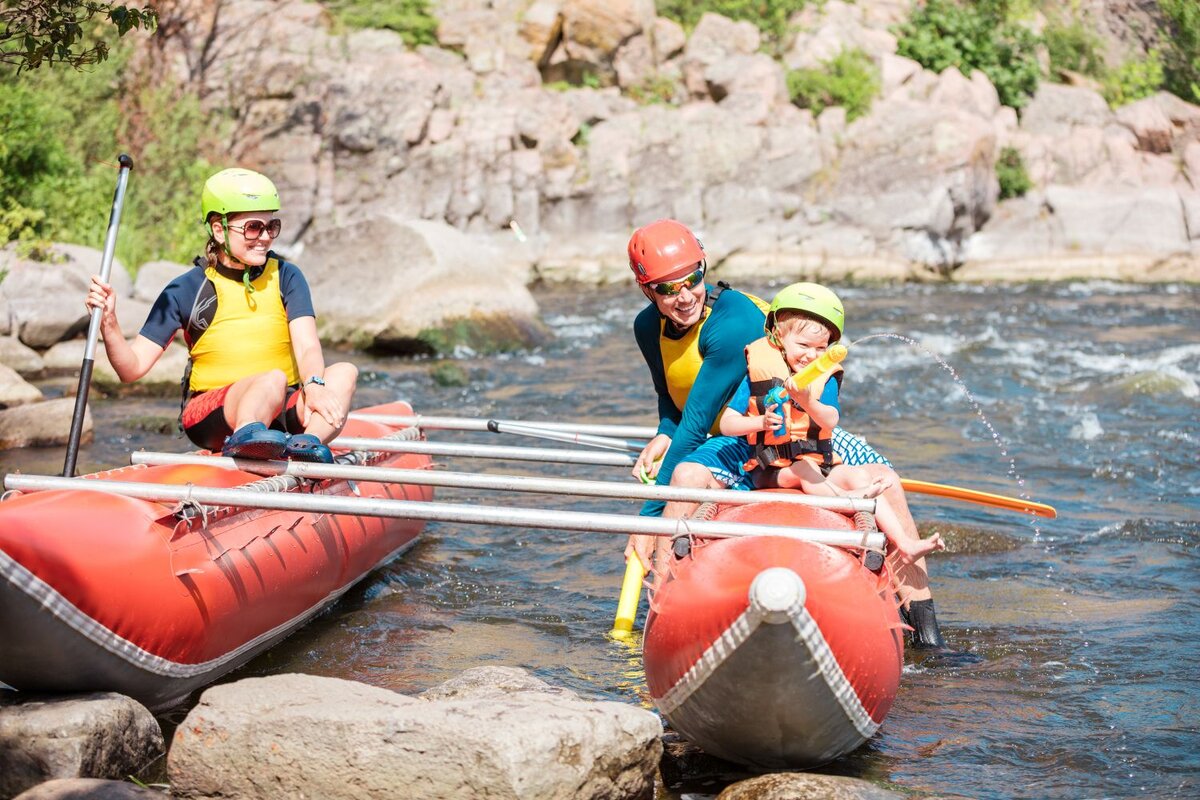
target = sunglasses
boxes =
[649,264,706,296]
[228,218,282,240]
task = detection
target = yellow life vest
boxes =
[659,285,770,436]
[743,337,842,473]
[187,257,299,392]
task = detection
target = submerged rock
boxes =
[168,668,661,800]
[717,772,905,800]
[0,692,163,799]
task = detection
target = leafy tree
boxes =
[996,146,1031,199]
[1160,0,1200,104]
[0,0,156,70]
[894,0,1040,109]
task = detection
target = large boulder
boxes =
[0,363,43,408]
[0,692,163,799]
[13,778,162,799]
[0,397,91,449]
[301,216,544,353]
[716,771,905,800]
[40,339,189,397]
[168,669,661,800]
[0,336,45,376]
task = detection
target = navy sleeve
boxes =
[641,288,765,516]
[633,303,679,439]
[278,260,315,320]
[138,266,206,348]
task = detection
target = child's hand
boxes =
[785,373,827,409]
[761,404,784,433]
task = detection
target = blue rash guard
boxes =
[633,285,767,516]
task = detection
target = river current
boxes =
[3,280,1197,799]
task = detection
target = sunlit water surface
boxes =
[3,281,1197,799]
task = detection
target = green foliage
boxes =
[627,72,680,106]
[894,0,1040,109]
[323,0,438,47]
[786,48,879,121]
[996,145,1031,200]
[0,1,156,70]
[1044,18,1106,79]
[1,35,216,270]
[1161,0,1200,104]
[1102,50,1165,108]
[657,0,809,55]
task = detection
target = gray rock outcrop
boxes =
[13,778,162,800]
[0,692,163,800]
[0,397,91,449]
[168,668,661,800]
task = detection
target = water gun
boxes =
[787,343,848,392]
[762,385,790,437]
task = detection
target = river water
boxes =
[3,280,1197,799]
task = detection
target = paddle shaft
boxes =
[3,474,886,550]
[63,154,133,478]
[130,452,875,513]
[349,413,657,440]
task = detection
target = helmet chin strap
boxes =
[218,214,257,294]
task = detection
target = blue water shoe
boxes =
[221,422,288,460]
[284,433,334,464]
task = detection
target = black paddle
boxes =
[63,154,133,477]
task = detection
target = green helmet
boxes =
[201,168,280,223]
[766,282,845,342]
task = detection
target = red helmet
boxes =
[627,219,705,284]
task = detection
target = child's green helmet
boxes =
[766,282,845,342]
[201,168,280,223]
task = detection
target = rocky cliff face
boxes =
[147,0,1199,285]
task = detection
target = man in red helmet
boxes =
[624,219,954,650]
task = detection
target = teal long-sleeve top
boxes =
[632,285,767,516]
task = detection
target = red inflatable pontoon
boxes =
[0,401,431,711]
[642,499,903,769]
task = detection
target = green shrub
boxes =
[786,48,879,121]
[1044,18,1106,79]
[996,145,1032,199]
[657,0,810,55]
[1102,50,1165,108]
[1161,0,1200,104]
[894,0,1040,109]
[323,0,438,48]
[1,36,216,270]
[627,72,680,105]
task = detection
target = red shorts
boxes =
[182,384,303,451]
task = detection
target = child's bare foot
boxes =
[889,531,945,565]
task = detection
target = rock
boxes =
[0,253,88,349]
[681,13,761,98]
[0,397,90,448]
[1020,83,1113,137]
[132,260,189,302]
[301,216,544,353]
[519,0,563,64]
[716,771,905,800]
[0,336,45,376]
[1116,96,1176,154]
[41,339,189,397]
[13,778,162,799]
[0,692,163,799]
[879,53,923,98]
[168,670,661,800]
[783,0,898,71]
[652,16,686,61]
[559,0,656,79]
[705,54,788,126]
[0,363,43,408]
[1044,184,1189,254]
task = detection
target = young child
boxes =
[719,282,945,565]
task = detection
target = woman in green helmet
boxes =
[85,168,357,463]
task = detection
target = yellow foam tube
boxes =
[789,343,848,389]
[610,556,646,639]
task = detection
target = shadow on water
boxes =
[2,281,1198,799]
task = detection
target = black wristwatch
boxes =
[305,375,326,387]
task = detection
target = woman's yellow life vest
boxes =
[742,337,843,473]
[187,257,299,392]
[659,284,770,436]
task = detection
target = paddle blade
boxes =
[610,556,646,639]
[901,479,1057,519]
